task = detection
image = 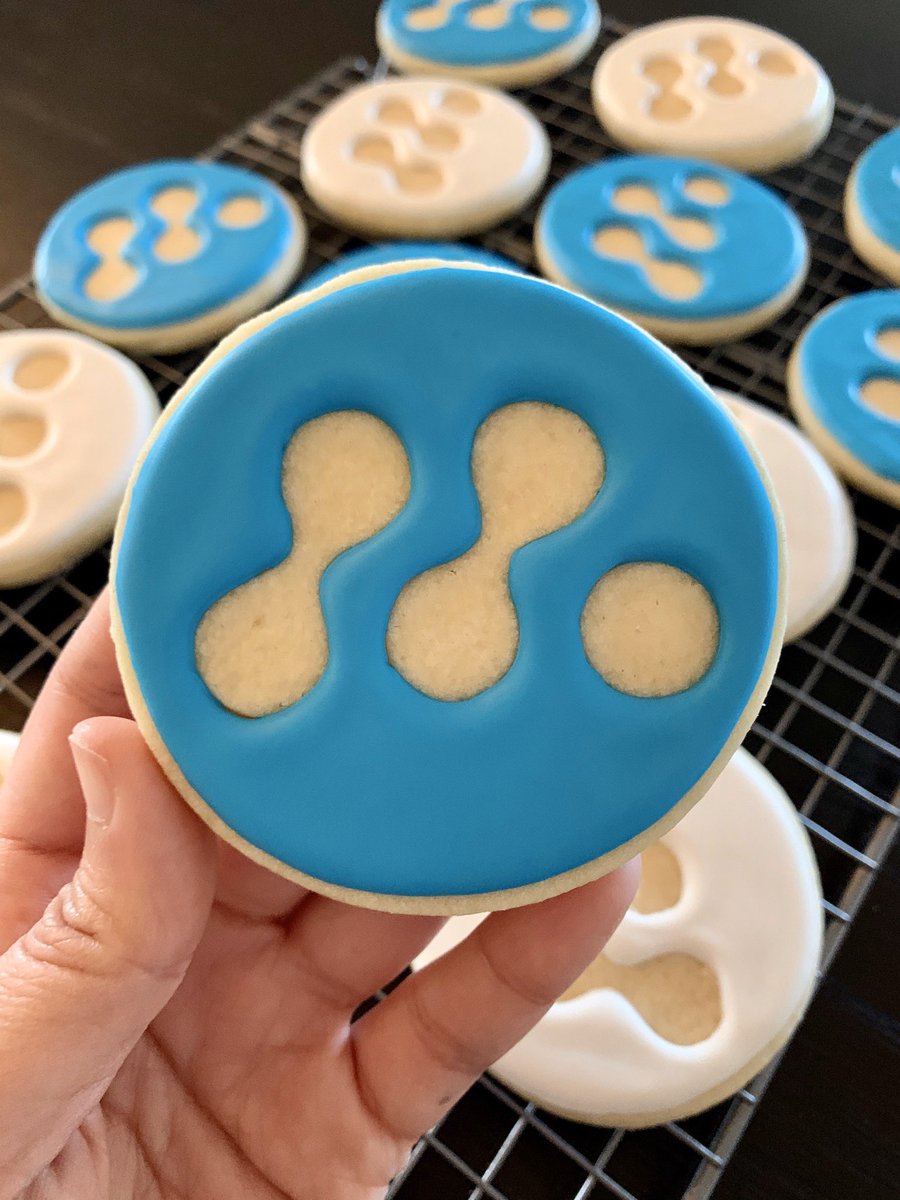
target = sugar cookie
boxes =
[719,392,855,641]
[845,127,900,285]
[35,160,306,354]
[376,0,601,88]
[111,262,784,914]
[0,330,160,587]
[296,240,522,293]
[0,730,20,783]
[788,291,900,506]
[300,79,550,238]
[592,17,833,173]
[536,156,808,344]
[414,748,823,1127]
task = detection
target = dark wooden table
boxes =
[0,3,897,1197]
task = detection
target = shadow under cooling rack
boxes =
[0,16,897,1200]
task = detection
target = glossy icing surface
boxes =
[115,268,779,897]
[296,241,521,293]
[592,17,831,165]
[414,749,823,1118]
[852,127,900,252]
[0,729,20,784]
[795,291,900,483]
[720,392,854,642]
[538,156,806,319]
[0,330,160,586]
[379,0,598,66]
[35,160,299,329]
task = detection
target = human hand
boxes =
[0,592,637,1200]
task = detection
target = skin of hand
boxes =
[0,592,638,1200]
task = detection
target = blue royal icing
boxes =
[35,160,298,330]
[853,127,900,253]
[115,268,779,897]
[797,290,900,484]
[379,0,596,67]
[538,156,807,321]
[296,241,522,294]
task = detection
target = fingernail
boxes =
[70,733,116,828]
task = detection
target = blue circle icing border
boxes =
[115,268,779,897]
[35,160,298,330]
[379,0,597,67]
[538,156,807,321]
[797,290,900,483]
[853,127,900,253]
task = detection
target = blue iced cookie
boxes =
[377,0,601,88]
[846,127,900,285]
[296,240,522,294]
[111,263,784,914]
[536,156,808,345]
[788,290,900,506]
[35,160,306,354]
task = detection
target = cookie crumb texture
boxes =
[113,265,781,907]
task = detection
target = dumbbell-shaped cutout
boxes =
[151,186,203,263]
[467,0,511,30]
[756,48,798,76]
[353,134,446,194]
[84,217,140,302]
[875,327,900,360]
[696,35,744,97]
[682,175,731,207]
[438,87,483,118]
[530,4,570,30]
[859,377,900,421]
[0,414,48,459]
[634,842,683,914]
[217,195,266,228]
[0,483,26,537]
[611,184,716,249]
[12,349,70,391]
[592,226,704,300]
[642,56,693,122]
[406,0,454,30]
[387,402,604,700]
[561,950,722,1045]
[376,98,461,152]
[582,562,719,697]
[196,411,410,718]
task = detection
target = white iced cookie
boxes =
[0,331,160,587]
[591,17,833,173]
[845,127,900,285]
[0,730,20,783]
[414,748,823,1127]
[300,78,550,238]
[718,391,855,642]
[376,0,601,89]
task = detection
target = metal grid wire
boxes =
[0,14,897,1199]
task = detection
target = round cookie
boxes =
[592,17,833,173]
[111,261,784,914]
[0,730,20,783]
[415,748,822,1126]
[0,330,160,587]
[376,0,601,89]
[300,78,550,238]
[35,160,306,354]
[535,156,808,344]
[719,391,855,642]
[845,127,900,285]
[296,240,522,293]
[787,291,900,506]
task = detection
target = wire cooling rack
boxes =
[0,15,897,1200]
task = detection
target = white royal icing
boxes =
[300,78,550,238]
[0,331,160,586]
[414,749,823,1121]
[719,391,855,642]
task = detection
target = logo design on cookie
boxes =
[640,32,800,123]
[351,88,484,196]
[197,400,719,717]
[404,0,572,34]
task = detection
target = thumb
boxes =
[0,716,216,1194]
